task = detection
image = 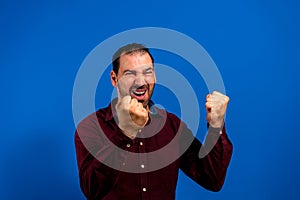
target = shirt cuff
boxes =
[207,123,226,134]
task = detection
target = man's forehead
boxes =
[120,52,151,62]
[119,64,154,72]
[119,53,153,70]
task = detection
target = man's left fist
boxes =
[205,91,230,128]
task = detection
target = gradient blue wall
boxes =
[1,0,299,199]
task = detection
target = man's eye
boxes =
[144,70,154,75]
[124,71,135,76]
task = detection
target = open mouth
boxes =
[131,86,148,99]
[132,89,146,96]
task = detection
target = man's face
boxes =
[111,52,156,107]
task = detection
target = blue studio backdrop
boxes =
[1,0,300,199]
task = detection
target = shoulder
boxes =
[76,104,111,130]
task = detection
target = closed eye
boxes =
[143,68,154,75]
[123,70,136,76]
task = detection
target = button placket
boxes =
[139,138,146,172]
[121,139,133,169]
[138,133,148,199]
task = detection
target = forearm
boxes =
[75,132,116,199]
[75,119,128,199]
[201,126,233,190]
[180,126,233,192]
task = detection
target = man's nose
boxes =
[134,74,146,86]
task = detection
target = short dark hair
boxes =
[112,43,154,75]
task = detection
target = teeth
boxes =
[133,91,145,95]
[133,90,146,96]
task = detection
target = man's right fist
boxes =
[115,96,149,138]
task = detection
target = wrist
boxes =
[209,119,224,129]
[118,123,140,139]
[207,122,225,135]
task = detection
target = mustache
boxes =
[130,84,149,91]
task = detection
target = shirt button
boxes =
[139,142,143,146]
[142,187,147,192]
[138,129,142,133]
[126,144,131,148]
[122,162,125,166]
[141,164,145,168]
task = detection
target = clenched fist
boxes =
[115,96,149,138]
[206,91,230,128]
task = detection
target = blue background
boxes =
[1,0,300,199]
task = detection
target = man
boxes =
[75,43,233,200]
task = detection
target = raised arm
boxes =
[180,91,233,191]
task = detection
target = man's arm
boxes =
[74,96,149,199]
[75,133,112,199]
[179,125,233,191]
[180,91,233,191]
[74,115,123,199]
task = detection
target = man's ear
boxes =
[110,70,117,87]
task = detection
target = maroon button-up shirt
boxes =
[75,100,233,200]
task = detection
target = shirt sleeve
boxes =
[179,123,233,192]
[74,114,127,199]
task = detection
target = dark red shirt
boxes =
[75,100,233,200]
